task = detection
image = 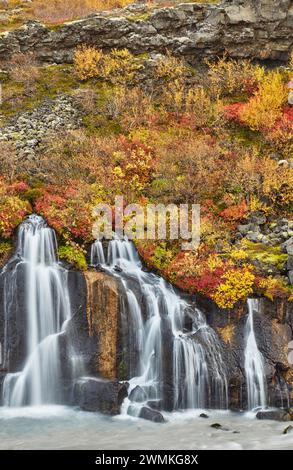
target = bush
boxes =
[74,46,142,84]
[74,46,104,81]
[32,0,133,24]
[213,267,255,309]
[206,57,264,99]
[240,70,287,131]
[58,243,87,270]
[8,52,40,88]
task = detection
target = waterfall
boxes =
[2,215,83,407]
[95,237,228,412]
[244,298,267,410]
[90,240,105,266]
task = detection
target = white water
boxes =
[0,407,292,450]
[90,240,105,266]
[93,237,228,413]
[244,299,267,410]
[2,215,83,407]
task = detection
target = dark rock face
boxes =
[73,377,128,414]
[0,0,291,64]
[0,261,29,373]
[197,294,293,410]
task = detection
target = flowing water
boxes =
[1,224,290,449]
[92,237,228,414]
[0,406,292,450]
[244,299,267,410]
[2,215,83,407]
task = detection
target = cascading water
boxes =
[90,240,105,266]
[2,215,83,407]
[244,298,267,410]
[92,237,228,413]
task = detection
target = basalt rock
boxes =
[0,0,291,65]
[139,406,165,423]
[73,377,128,414]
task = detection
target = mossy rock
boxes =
[242,240,288,271]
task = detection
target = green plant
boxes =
[58,243,87,270]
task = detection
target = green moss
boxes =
[0,65,80,120]
[242,240,288,270]
[58,244,87,270]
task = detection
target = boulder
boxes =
[256,409,292,421]
[282,238,293,255]
[73,377,128,415]
[129,385,147,403]
[139,406,165,423]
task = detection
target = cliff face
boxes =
[197,295,293,409]
[0,0,291,64]
[84,270,121,380]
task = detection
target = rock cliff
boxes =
[0,0,291,64]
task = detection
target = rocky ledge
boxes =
[0,0,292,64]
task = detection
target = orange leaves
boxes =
[219,200,248,225]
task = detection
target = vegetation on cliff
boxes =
[0,18,292,307]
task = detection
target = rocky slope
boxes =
[0,0,292,64]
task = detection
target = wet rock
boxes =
[147,400,162,411]
[283,425,293,434]
[73,377,128,415]
[256,409,291,421]
[129,385,147,403]
[139,406,165,423]
[210,423,229,431]
[114,265,123,273]
[199,413,209,418]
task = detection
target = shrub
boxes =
[74,46,104,81]
[206,57,264,99]
[8,52,40,88]
[74,46,142,84]
[240,70,287,131]
[32,0,133,24]
[213,267,255,309]
[58,243,87,270]
[257,276,292,301]
[0,194,31,238]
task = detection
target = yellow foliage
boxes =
[74,46,142,84]
[258,276,292,301]
[102,49,142,85]
[206,56,264,98]
[240,70,287,130]
[155,53,188,83]
[74,45,104,80]
[213,267,255,309]
[261,157,293,207]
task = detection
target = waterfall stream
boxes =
[244,299,267,410]
[91,238,228,414]
[2,215,83,407]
